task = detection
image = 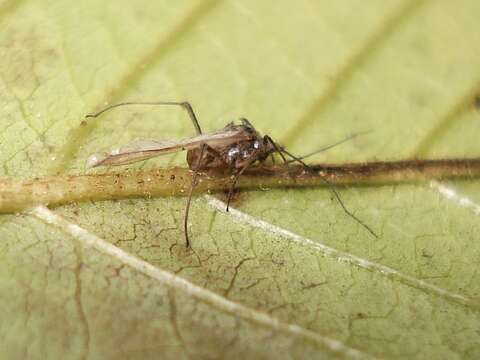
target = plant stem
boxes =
[1,158,480,213]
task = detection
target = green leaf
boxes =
[1,0,480,358]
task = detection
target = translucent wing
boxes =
[86,125,252,168]
[86,139,185,167]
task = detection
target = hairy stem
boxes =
[1,158,480,213]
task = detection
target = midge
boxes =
[86,101,377,247]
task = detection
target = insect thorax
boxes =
[187,137,271,170]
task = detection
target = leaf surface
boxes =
[1,0,480,359]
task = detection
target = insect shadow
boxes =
[86,101,377,247]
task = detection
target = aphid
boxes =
[86,101,377,247]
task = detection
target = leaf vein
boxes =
[203,195,480,310]
[430,180,480,215]
[30,205,374,360]
[281,0,428,146]
[0,0,25,22]
[412,81,480,157]
[50,0,223,174]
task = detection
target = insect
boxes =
[86,101,377,247]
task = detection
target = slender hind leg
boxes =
[86,101,203,135]
[184,144,208,248]
[184,170,199,248]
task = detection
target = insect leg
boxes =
[226,160,256,212]
[239,118,255,129]
[320,175,378,238]
[280,147,378,238]
[270,153,276,165]
[279,147,311,168]
[184,143,207,248]
[86,101,202,135]
[263,135,288,165]
[184,171,198,248]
